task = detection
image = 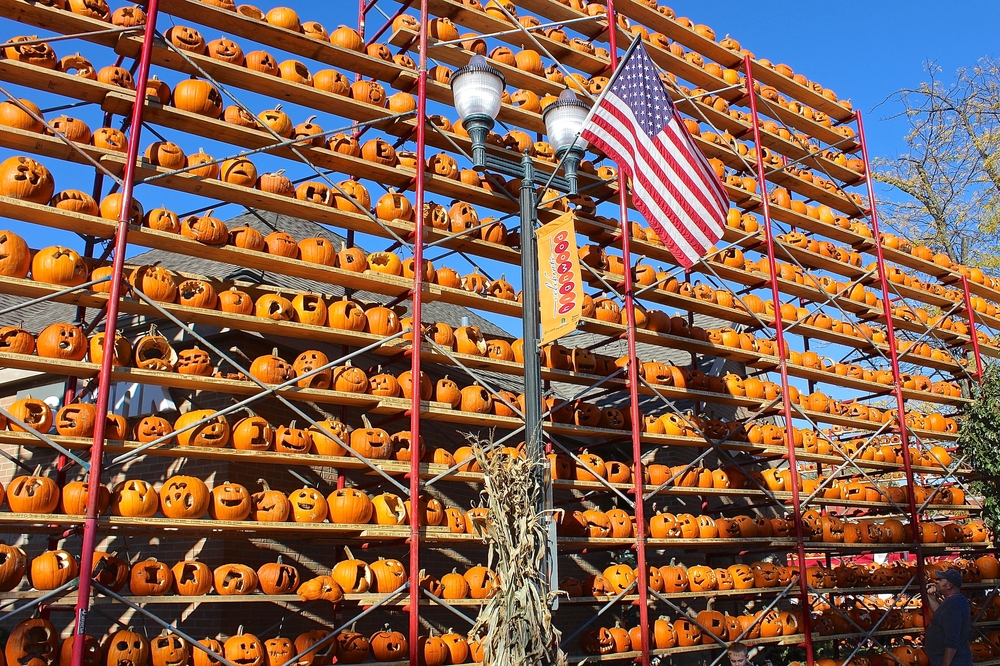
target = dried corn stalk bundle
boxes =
[467,433,566,666]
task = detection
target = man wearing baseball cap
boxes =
[926,568,973,666]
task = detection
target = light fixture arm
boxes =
[463,114,495,172]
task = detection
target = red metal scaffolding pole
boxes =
[407,0,430,662]
[855,109,931,627]
[960,275,986,380]
[70,1,160,663]
[742,55,815,665]
[603,4,650,665]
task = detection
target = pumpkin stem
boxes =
[304,115,317,124]
[228,346,252,363]
[304,401,333,420]
[257,478,271,491]
[360,414,372,429]
[343,545,355,560]
[32,464,41,476]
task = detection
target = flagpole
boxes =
[579,34,644,128]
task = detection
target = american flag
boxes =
[580,41,728,268]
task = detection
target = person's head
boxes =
[727,642,749,666]
[934,569,964,595]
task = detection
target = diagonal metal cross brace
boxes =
[148,32,414,250]
[110,286,412,493]
[547,434,634,508]
[0,406,91,470]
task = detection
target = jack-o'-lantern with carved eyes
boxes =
[753,562,780,588]
[687,565,717,592]
[104,629,149,666]
[776,565,798,586]
[292,350,331,390]
[659,565,689,593]
[349,417,393,459]
[150,634,187,666]
[209,482,251,521]
[6,618,59,666]
[290,487,329,523]
[111,479,158,517]
[175,347,213,376]
[728,564,755,589]
[132,416,174,443]
[223,633,264,666]
[263,637,295,666]
[159,475,210,519]
[37,322,87,360]
[274,422,312,454]
[174,410,230,448]
[714,567,734,590]
[61,635,102,666]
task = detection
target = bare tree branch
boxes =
[874,57,1000,266]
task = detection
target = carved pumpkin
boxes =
[129,558,173,595]
[7,619,59,666]
[209,482,251,520]
[0,156,55,204]
[111,479,158,517]
[159,475,210,519]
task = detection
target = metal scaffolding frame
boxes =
[0,0,996,665]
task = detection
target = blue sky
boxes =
[679,0,1000,163]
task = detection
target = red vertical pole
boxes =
[70,3,159,663]
[855,110,930,625]
[959,275,985,380]
[603,5,649,665]
[407,0,429,660]
[742,56,814,663]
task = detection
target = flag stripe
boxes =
[589,101,722,254]
[580,41,727,268]
[586,117,708,260]
[593,101,724,239]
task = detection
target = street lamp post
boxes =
[450,55,589,562]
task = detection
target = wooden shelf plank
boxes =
[610,0,747,72]
[0,124,121,168]
[114,35,396,125]
[0,57,122,105]
[0,0,124,47]
[114,33,547,135]
[0,274,405,356]
[5,194,975,381]
[98,156,523,265]
[0,196,415,297]
[156,0,404,82]
[0,351,445,414]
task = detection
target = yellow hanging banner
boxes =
[537,212,584,345]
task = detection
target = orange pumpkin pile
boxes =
[0,615,477,666]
